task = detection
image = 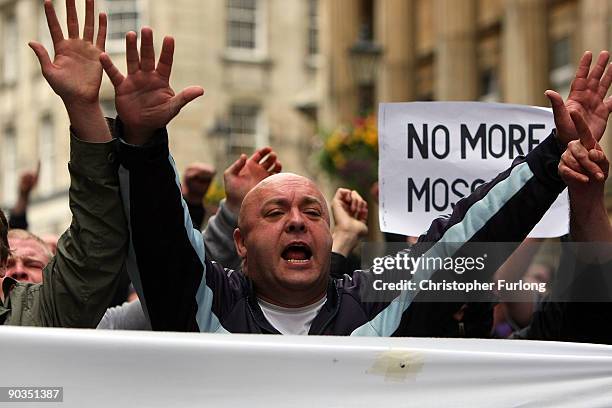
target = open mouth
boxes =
[281,242,313,264]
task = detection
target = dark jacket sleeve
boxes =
[187,201,205,231]
[348,131,566,336]
[202,199,242,271]
[116,121,244,332]
[330,252,351,279]
[8,212,28,230]
[517,245,612,344]
[16,131,129,328]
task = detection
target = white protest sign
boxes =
[379,102,569,238]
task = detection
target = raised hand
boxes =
[182,163,216,205]
[331,188,368,257]
[100,28,204,145]
[559,111,612,245]
[545,51,612,146]
[224,147,282,214]
[30,0,110,141]
[18,162,40,199]
[558,111,609,191]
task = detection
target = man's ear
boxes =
[234,227,247,259]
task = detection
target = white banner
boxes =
[378,102,569,238]
[1,327,612,407]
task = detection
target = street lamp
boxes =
[348,26,383,114]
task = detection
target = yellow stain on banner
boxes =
[366,350,425,382]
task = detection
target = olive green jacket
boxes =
[0,131,128,327]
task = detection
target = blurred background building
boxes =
[0,0,610,235]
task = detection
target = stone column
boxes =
[327,0,361,123]
[375,0,416,103]
[580,0,611,158]
[502,0,548,106]
[434,0,478,101]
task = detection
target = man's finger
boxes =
[586,51,610,91]
[568,139,604,180]
[44,0,64,46]
[357,200,368,220]
[559,164,589,184]
[66,0,79,39]
[96,13,107,51]
[140,27,155,72]
[272,161,282,173]
[545,90,574,135]
[251,148,272,165]
[170,86,205,116]
[28,42,53,75]
[598,63,612,98]
[336,188,351,203]
[570,110,596,149]
[604,96,612,113]
[83,0,95,42]
[588,149,605,163]
[228,154,247,176]
[561,150,585,174]
[575,51,593,80]
[350,191,359,214]
[125,31,140,74]
[100,53,125,87]
[267,161,282,173]
[156,36,174,80]
[259,152,277,170]
[588,149,610,177]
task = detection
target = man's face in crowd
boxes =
[5,237,50,283]
[235,173,332,306]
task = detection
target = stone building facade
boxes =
[0,0,610,235]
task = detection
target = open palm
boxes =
[29,0,106,105]
[546,51,612,146]
[100,28,204,145]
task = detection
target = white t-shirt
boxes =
[257,296,327,335]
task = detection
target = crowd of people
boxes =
[0,0,611,343]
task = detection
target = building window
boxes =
[228,104,260,155]
[104,0,140,53]
[2,127,17,206]
[307,0,318,55]
[3,13,18,85]
[38,116,55,196]
[549,36,573,99]
[226,0,260,51]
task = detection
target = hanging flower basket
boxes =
[319,115,378,195]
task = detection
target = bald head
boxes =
[239,173,330,231]
[233,172,332,306]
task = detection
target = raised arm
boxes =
[204,148,281,270]
[350,51,612,337]
[25,0,127,327]
[420,51,612,245]
[545,51,612,148]
[101,27,249,332]
[8,164,39,230]
[30,0,110,141]
[331,188,368,258]
[558,111,612,247]
[182,163,216,230]
[516,112,612,342]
